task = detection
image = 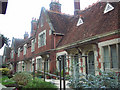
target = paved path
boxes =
[0,83,6,90]
[45,79,70,88]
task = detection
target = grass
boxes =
[24,77,57,89]
[0,76,16,86]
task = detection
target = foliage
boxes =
[53,70,58,76]
[24,77,57,89]
[12,72,32,86]
[0,76,16,86]
[65,75,71,80]
[0,34,9,46]
[68,70,120,89]
[0,68,10,75]
[34,71,44,78]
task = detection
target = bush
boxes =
[0,76,16,86]
[12,72,32,86]
[68,71,120,89]
[24,77,57,89]
[0,68,10,75]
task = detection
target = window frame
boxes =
[103,44,119,70]
[23,44,27,55]
[38,30,46,48]
[11,50,14,59]
[31,39,35,52]
[18,48,20,57]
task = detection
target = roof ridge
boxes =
[47,10,73,17]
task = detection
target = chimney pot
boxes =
[50,0,61,13]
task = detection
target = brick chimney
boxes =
[24,32,29,40]
[31,18,37,37]
[49,0,61,13]
[74,0,80,16]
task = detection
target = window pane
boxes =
[103,46,110,68]
[111,45,118,68]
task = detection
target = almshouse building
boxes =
[3,0,120,76]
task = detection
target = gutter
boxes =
[56,29,120,50]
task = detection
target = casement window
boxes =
[41,17,44,27]
[22,61,25,72]
[36,58,43,71]
[23,44,27,55]
[11,50,14,59]
[31,39,35,52]
[38,30,46,48]
[103,44,120,70]
[18,48,20,57]
[45,60,49,72]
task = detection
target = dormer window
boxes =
[38,30,46,48]
[77,17,83,26]
[31,39,35,52]
[104,3,114,14]
[18,48,20,57]
[23,44,27,55]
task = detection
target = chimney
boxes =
[31,17,37,37]
[24,32,29,40]
[49,0,61,13]
[74,0,80,16]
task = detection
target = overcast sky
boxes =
[0,0,98,55]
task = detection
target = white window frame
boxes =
[23,44,27,55]
[18,48,20,57]
[38,30,46,48]
[11,50,14,59]
[36,56,43,71]
[31,39,35,52]
[98,38,120,71]
[56,51,68,72]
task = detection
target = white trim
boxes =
[31,39,35,52]
[18,48,20,57]
[38,30,46,48]
[36,56,42,71]
[23,44,27,55]
[56,51,68,71]
[98,38,120,71]
[104,3,114,14]
[77,17,83,26]
[98,38,120,47]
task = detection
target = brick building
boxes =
[3,0,120,75]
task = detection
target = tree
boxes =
[0,34,9,49]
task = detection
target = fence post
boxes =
[62,55,66,90]
[44,61,46,81]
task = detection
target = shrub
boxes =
[0,76,16,86]
[12,72,32,86]
[24,77,57,89]
[0,68,10,75]
[68,71,120,89]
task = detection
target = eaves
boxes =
[56,29,120,50]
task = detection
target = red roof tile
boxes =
[57,2,119,47]
[47,11,72,34]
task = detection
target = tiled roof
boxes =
[57,2,119,47]
[12,38,25,52]
[47,11,72,34]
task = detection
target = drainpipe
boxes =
[54,34,56,49]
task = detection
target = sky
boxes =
[0,0,98,55]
